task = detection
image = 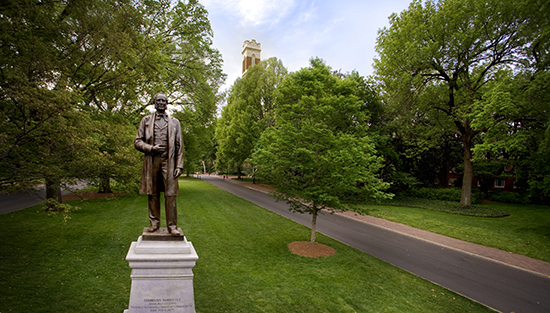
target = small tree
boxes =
[216,58,287,178]
[252,59,392,243]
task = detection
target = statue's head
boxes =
[153,93,168,112]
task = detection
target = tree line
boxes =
[0,0,224,204]
[216,0,549,214]
[2,0,548,219]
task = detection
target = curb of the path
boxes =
[215,175,550,278]
[337,211,550,278]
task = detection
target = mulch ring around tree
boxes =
[288,241,336,258]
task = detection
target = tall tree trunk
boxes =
[98,174,112,193]
[237,165,242,179]
[46,178,62,203]
[310,210,318,244]
[460,135,473,206]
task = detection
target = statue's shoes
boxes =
[146,226,159,232]
[169,228,182,236]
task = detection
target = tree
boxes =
[85,114,142,194]
[374,0,541,206]
[471,70,550,203]
[199,119,219,174]
[72,0,225,184]
[468,0,550,203]
[0,0,99,198]
[0,0,224,200]
[215,57,287,177]
[252,59,391,243]
[145,0,225,177]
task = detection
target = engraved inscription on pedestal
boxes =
[130,297,194,312]
[125,234,198,313]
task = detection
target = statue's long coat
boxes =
[134,112,184,196]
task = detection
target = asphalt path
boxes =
[0,189,46,214]
[201,176,550,313]
[0,182,86,215]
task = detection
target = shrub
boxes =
[404,187,483,204]
[386,171,420,193]
[489,190,528,204]
[42,199,80,224]
[369,196,510,218]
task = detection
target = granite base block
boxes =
[124,234,199,313]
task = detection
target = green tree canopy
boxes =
[215,57,287,177]
[0,0,224,199]
[470,70,550,203]
[252,58,391,243]
[374,0,544,206]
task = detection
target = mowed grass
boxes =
[0,179,494,312]
[355,202,550,262]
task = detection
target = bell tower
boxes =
[242,39,261,76]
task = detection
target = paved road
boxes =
[0,189,46,214]
[0,182,86,215]
[202,176,550,313]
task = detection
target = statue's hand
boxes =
[174,168,182,179]
[151,145,166,155]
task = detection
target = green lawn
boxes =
[355,201,550,262]
[0,179,494,312]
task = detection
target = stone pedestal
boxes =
[124,228,199,313]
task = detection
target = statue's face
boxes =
[154,94,168,112]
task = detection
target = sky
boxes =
[200,0,413,93]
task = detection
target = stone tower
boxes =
[242,39,261,76]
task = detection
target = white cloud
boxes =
[202,0,296,26]
[201,0,413,94]
[294,1,316,24]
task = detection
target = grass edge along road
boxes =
[352,200,550,263]
[235,176,550,263]
[0,179,494,312]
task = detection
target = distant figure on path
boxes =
[134,93,184,236]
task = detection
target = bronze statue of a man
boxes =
[135,93,184,236]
